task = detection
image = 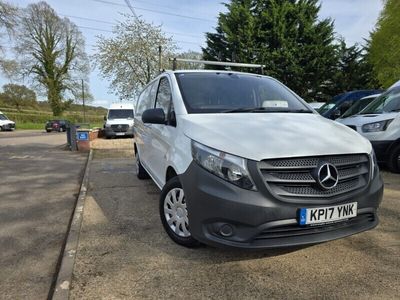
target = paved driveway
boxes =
[0,130,87,299]
[71,139,400,299]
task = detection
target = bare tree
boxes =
[16,2,89,116]
[94,14,176,100]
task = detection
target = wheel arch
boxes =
[166,166,178,183]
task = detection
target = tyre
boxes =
[159,177,200,247]
[0,126,3,131]
[135,151,150,179]
[387,144,400,173]
[46,129,51,133]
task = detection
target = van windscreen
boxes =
[108,109,134,119]
[175,72,310,114]
[361,87,400,114]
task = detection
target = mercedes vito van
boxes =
[338,84,400,173]
[134,70,383,249]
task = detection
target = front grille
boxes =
[254,213,375,240]
[111,124,129,132]
[258,154,370,200]
[346,125,357,131]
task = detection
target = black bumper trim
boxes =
[180,161,383,249]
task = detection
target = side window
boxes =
[136,82,157,116]
[155,77,172,116]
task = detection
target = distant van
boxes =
[338,83,400,173]
[0,111,16,131]
[104,103,134,138]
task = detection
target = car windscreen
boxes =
[108,109,134,119]
[0,114,8,120]
[360,87,400,114]
[318,103,336,114]
[174,72,311,113]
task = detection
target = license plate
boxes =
[299,202,357,225]
[116,132,125,136]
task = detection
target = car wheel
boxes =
[46,129,51,133]
[159,177,200,248]
[388,144,400,173]
[135,151,150,179]
[0,126,3,131]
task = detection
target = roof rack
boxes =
[169,58,265,74]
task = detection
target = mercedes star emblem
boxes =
[315,162,339,190]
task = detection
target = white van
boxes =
[104,103,134,138]
[134,69,383,249]
[338,83,400,173]
[0,111,16,131]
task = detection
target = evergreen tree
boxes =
[331,39,380,96]
[203,0,338,101]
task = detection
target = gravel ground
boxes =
[71,138,400,300]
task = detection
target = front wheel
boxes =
[388,144,400,173]
[159,177,200,247]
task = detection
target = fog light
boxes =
[219,224,234,237]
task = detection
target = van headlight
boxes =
[362,119,393,132]
[191,141,256,191]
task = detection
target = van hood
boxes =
[0,119,15,125]
[180,113,371,161]
[338,112,399,126]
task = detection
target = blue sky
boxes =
[5,0,384,107]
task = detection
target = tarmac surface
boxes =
[71,138,400,299]
[0,130,87,299]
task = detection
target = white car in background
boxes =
[0,111,16,131]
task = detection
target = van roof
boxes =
[109,103,134,109]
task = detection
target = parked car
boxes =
[45,120,69,132]
[338,84,400,173]
[337,93,381,119]
[319,90,383,119]
[0,111,16,131]
[134,69,383,249]
[104,103,134,138]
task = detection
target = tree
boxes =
[330,39,379,95]
[94,15,176,100]
[368,0,400,88]
[0,83,37,110]
[203,0,338,101]
[0,1,19,78]
[16,2,90,116]
[175,50,204,69]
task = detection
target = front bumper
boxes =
[1,123,15,130]
[104,127,134,137]
[180,161,384,249]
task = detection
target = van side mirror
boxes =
[104,115,107,121]
[142,108,165,124]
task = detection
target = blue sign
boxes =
[77,132,89,141]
